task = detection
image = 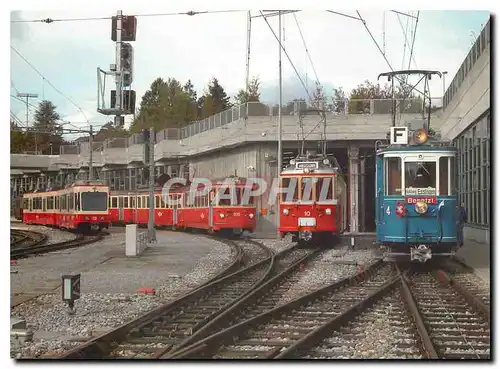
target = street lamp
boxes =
[442,71,448,98]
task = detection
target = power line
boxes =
[10,80,20,94]
[259,10,312,103]
[293,13,320,85]
[396,12,417,69]
[325,10,361,21]
[407,11,420,70]
[356,11,426,97]
[11,94,39,109]
[11,45,90,124]
[11,10,244,24]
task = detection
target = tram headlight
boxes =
[415,201,428,215]
[414,129,429,145]
[325,208,332,215]
[282,208,289,215]
[219,213,225,219]
[249,213,254,219]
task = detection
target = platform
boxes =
[10,228,232,307]
[456,239,490,283]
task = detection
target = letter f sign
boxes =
[390,127,408,145]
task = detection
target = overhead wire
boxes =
[11,45,91,124]
[356,10,425,97]
[259,10,312,102]
[293,13,320,85]
[407,11,420,70]
[11,10,245,24]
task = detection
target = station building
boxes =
[11,19,490,243]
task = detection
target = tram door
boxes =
[375,154,384,242]
[118,197,124,222]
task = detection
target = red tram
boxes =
[279,155,347,246]
[21,180,110,232]
[108,176,257,235]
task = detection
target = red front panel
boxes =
[278,204,338,233]
[212,207,256,231]
[57,213,110,229]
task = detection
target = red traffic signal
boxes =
[111,15,137,42]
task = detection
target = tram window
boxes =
[42,198,46,211]
[55,196,59,210]
[124,196,129,208]
[137,197,142,208]
[301,178,314,201]
[155,195,160,208]
[385,157,402,195]
[81,192,108,211]
[404,161,437,195]
[439,157,456,196]
[316,177,334,201]
[281,177,299,202]
[218,188,234,206]
[130,196,135,208]
[144,196,149,208]
[111,197,118,208]
[439,157,449,196]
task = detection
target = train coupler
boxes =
[410,244,432,263]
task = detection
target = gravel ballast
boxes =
[11,230,235,358]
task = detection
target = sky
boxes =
[9,8,490,136]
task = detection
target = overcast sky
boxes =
[10,8,490,134]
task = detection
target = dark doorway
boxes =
[359,147,376,232]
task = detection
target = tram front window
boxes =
[404,161,437,195]
[81,191,108,211]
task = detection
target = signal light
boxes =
[121,43,134,87]
[413,129,429,145]
[111,15,137,42]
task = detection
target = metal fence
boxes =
[58,97,443,150]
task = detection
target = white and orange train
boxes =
[108,177,257,235]
[21,180,110,232]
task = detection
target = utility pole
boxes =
[148,127,156,242]
[277,11,283,235]
[114,10,123,127]
[245,10,251,119]
[17,92,38,153]
[88,125,93,181]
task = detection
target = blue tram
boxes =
[375,126,458,262]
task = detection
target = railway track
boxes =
[280,264,490,360]
[169,260,397,359]
[10,229,47,249]
[401,268,490,359]
[56,244,314,359]
[10,232,106,260]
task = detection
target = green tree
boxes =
[10,120,34,153]
[208,78,231,113]
[234,76,261,105]
[33,100,62,154]
[330,87,347,113]
[94,121,130,141]
[131,77,194,132]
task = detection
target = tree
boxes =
[130,77,194,132]
[234,76,261,105]
[348,80,392,114]
[94,121,129,142]
[10,120,34,153]
[311,81,326,110]
[33,100,63,154]
[208,78,231,113]
[330,87,347,114]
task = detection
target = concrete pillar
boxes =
[359,156,366,232]
[348,145,360,234]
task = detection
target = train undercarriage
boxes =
[381,242,459,263]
